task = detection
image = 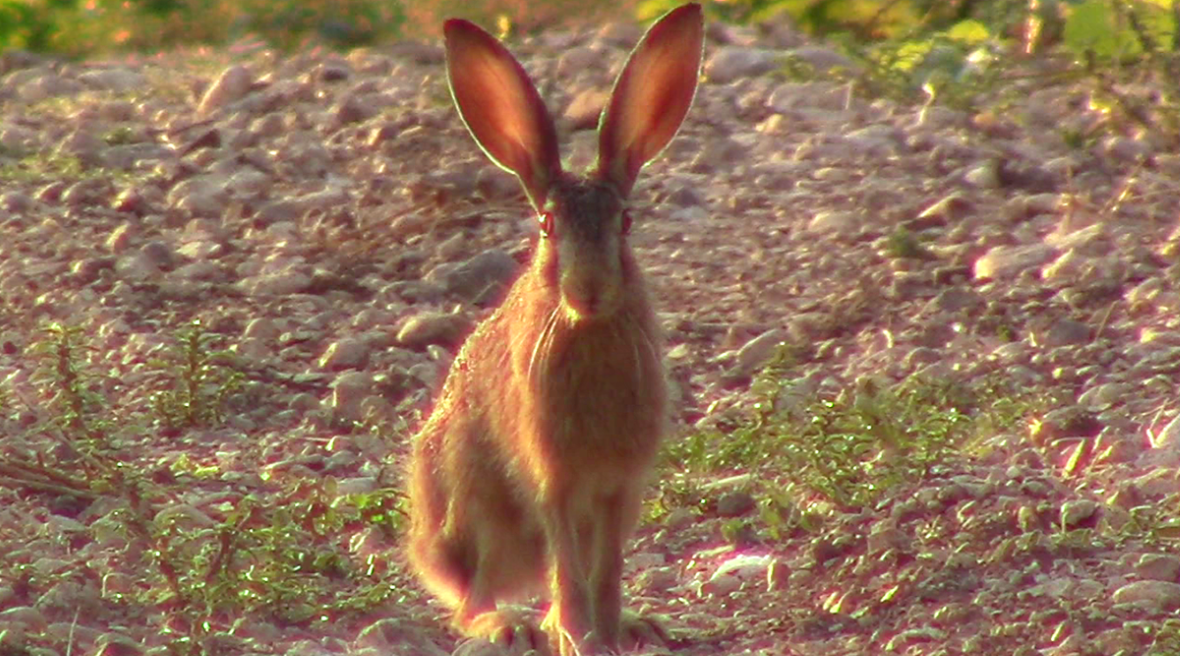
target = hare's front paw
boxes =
[541,605,603,656]
[456,607,550,656]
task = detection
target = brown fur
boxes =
[408,5,703,655]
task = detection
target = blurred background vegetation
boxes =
[0,0,1175,64]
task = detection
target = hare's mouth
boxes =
[560,286,623,323]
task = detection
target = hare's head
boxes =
[444,4,704,321]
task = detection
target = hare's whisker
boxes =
[528,307,560,389]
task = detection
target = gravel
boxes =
[1,13,1179,656]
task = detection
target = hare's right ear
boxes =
[596,3,704,198]
[444,19,562,210]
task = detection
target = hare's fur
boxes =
[408,5,703,655]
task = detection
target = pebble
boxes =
[1112,580,1180,611]
[199,64,254,115]
[705,46,782,83]
[428,248,518,302]
[318,337,369,369]
[396,311,471,350]
[973,244,1056,279]
[732,328,785,378]
[1059,499,1099,529]
[716,491,756,517]
[1133,554,1180,582]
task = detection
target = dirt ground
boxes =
[1,11,1180,656]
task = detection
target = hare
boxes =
[408,4,703,655]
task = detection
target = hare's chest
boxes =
[531,322,667,463]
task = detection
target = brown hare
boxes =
[408,4,704,655]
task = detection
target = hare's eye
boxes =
[538,211,554,237]
[620,210,633,235]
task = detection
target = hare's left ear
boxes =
[596,3,704,198]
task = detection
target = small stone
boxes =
[115,252,161,282]
[199,65,253,115]
[716,491,756,517]
[78,68,146,92]
[319,338,370,370]
[712,554,775,584]
[396,312,471,350]
[701,572,741,597]
[57,130,105,167]
[240,271,312,296]
[0,191,32,213]
[930,287,983,313]
[0,605,46,630]
[1039,319,1090,348]
[140,240,175,269]
[786,45,855,73]
[316,62,352,82]
[1076,383,1127,411]
[867,525,910,554]
[1112,580,1180,611]
[1133,554,1180,582]
[807,210,860,236]
[634,566,678,594]
[428,249,518,303]
[243,317,280,342]
[973,244,1055,279]
[354,618,451,654]
[885,628,948,651]
[563,89,609,130]
[93,632,145,656]
[1060,499,1099,530]
[734,328,786,377]
[705,46,781,83]
[556,46,599,78]
[665,508,695,530]
[964,161,1000,188]
[331,371,373,423]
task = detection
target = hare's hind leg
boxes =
[449,466,550,652]
[410,417,549,652]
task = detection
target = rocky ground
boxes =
[2,12,1180,656]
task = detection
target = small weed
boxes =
[1119,504,1180,546]
[664,369,1043,514]
[103,126,139,145]
[0,153,85,183]
[148,320,244,431]
[106,476,407,643]
[884,226,932,260]
[30,322,112,446]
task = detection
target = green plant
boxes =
[148,319,244,431]
[30,322,112,445]
[663,370,1044,513]
[0,0,408,56]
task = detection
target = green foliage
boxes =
[665,370,1041,511]
[2,315,412,651]
[148,319,244,431]
[99,475,406,651]
[30,322,112,445]
[0,0,407,56]
[1063,0,1176,61]
[884,226,932,260]
[0,154,86,183]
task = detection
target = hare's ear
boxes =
[445,19,562,209]
[596,3,703,197]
